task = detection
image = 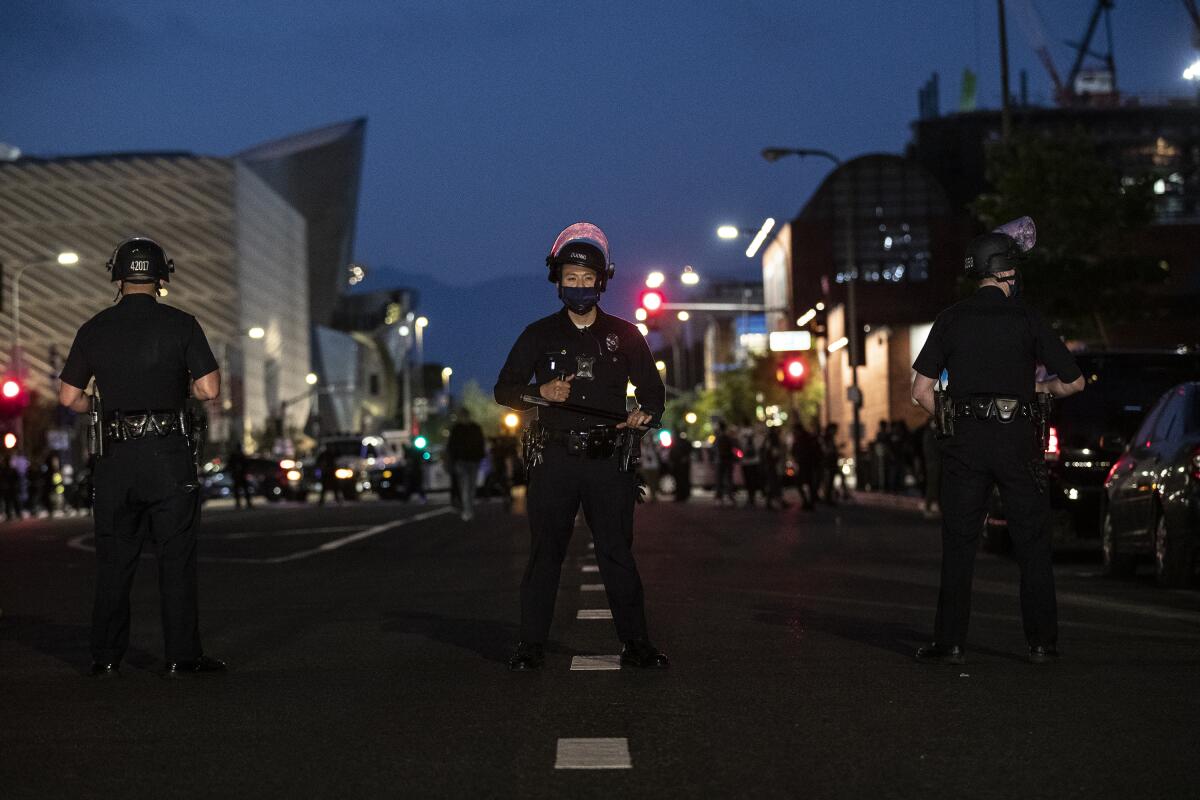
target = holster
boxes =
[933,389,954,439]
[521,423,546,481]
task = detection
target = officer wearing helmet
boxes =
[495,222,668,671]
[910,218,1085,666]
[58,237,226,678]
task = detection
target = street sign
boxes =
[768,330,812,352]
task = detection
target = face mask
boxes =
[560,285,601,314]
[1004,270,1022,298]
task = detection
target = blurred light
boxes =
[416,316,429,329]
[413,435,428,449]
[441,367,453,379]
[636,323,649,336]
[654,360,667,371]
[626,382,637,397]
[1066,487,1080,501]
[305,372,318,385]
[2,380,19,399]
[676,311,690,321]
[796,308,816,327]
[684,411,698,424]
[786,360,805,379]
[422,451,431,461]
[503,412,520,429]
[645,271,666,289]
[1184,59,1200,81]
[57,251,79,266]
[828,336,849,352]
[1153,179,1166,195]
[1046,426,1060,460]
[658,430,673,447]
[769,330,812,352]
[334,468,355,480]
[398,325,411,336]
[745,217,776,258]
[279,459,297,470]
[815,302,825,311]
[635,308,648,322]
[3,433,15,449]
[248,327,265,339]
[286,470,302,481]
[383,470,393,479]
[680,266,699,285]
[641,290,664,312]
[716,225,739,240]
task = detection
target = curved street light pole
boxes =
[762,147,862,478]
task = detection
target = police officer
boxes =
[910,223,1084,665]
[495,222,669,671]
[58,237,226,677]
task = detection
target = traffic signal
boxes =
[638,288,665,318]
[775,356,808,391]
[0,377,29,420]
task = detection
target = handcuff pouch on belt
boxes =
[104,410,190,444]
[522,422,643,479]
[937,393,1046,439]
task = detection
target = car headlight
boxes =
[286,470,302,481]
[334,468,354,480]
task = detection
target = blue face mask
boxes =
[560,285,601,314]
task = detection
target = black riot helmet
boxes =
[964,232,1021,279]
[106,237,174,284]
[545,222,615,291]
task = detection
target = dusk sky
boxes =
[3,1,1191,382]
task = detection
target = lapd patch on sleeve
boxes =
[575,355,595,380]
[605,333,619,352]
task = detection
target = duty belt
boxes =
[104,410,188,442]
[950,395,1035,423]
[542,426,622,459]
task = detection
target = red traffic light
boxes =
[2,380,19,399]
[0,377,29,420]
[775,357,808,391]
[639,289,665,315]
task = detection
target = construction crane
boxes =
[1014,0,1117,106]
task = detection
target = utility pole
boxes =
[998,0,1013,140]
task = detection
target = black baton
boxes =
[520,393,659,429]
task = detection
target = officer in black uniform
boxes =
[495,222,669,671]
[910,224,1085,665]
[58,237,226,677]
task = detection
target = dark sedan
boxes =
[1102,382,1200,587]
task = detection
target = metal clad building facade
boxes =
[0,154,311,448]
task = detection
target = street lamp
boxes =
[11,250,79,371]
[305,372,318,385]
[680,265,699,286]
[645,271,666,289]
[762,146,863,473]
[441,366,453,401]
[716,219,775,258]
[716,225,740,240]
[247,326,265,340]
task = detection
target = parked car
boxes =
[199,455,308,502]
[1101,382,1200,586]
[984,351,1200,552]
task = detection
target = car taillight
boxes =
[1045,426,1060,461]
[1105,457,1123,486]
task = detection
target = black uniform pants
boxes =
[521,444,648,643]
[90,436,203,664]
[936,418,1057,648]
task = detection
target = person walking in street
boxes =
[911,220,1084,666]
[1,455,20,521]
[316,446,342,506]
[790,421,820,511]
[494,221,668,672]
[639,434,662,501]
[58,236,226,677]
[669,431,692,502]
[761,426,785,511]
[819,423,845,504]
[714,422,738,506]
[226,443,254,510]
[447,407,487,521]
[740,424,763,507]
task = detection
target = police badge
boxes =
[605,333,619,352]
[575,355,595,379]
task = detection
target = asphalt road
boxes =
[2,492,1198,799]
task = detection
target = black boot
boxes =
[620,639,669,669]
[88,661,120,678]
[1028,645,1059,665]
[914,643,966,665]
[507,642,544,671]
[164,655,227,677]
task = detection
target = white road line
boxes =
[587,542,594,550]
[65,507,457,565]
[555,738,631,770]
[570,655,621,671]
[577,609,613,620]
[581,565,600,573]
[581,584,605,592]
[210,526,363,540]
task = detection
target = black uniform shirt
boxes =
[494,306,665,431]
[60,294,218,412]
[912,286,1081,401]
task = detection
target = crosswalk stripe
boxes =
[577,609,613,620]
[555,738,632,769]
[581,565,599,573]
[570,655,621,671]
[581,584,605,591]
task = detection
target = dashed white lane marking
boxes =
[581,584,605,592]
[570,655,621,671]
[555,738,631,769]
[577,609,613,620]
[581,565,600,573]
[65,507,456,565]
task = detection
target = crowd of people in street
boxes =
[0,451,83,521]
[635,416,943,514]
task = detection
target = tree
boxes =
[971,129,1160,344]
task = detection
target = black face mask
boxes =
[1004,270,1022,298]
[560,285,601,315]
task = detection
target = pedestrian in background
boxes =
[317,446,341,506]
[714,422,737,505]
[761,426,785,511]
[1,455,20,521]
[870,421,891,492]
[227,443,253,510]
[446,407,486,521]
[790,421,820,511]
[403,443,427,504]
[740,424,763,507]
[670,431,692,502]
[819,423,845,504]
[639,434,662,501]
